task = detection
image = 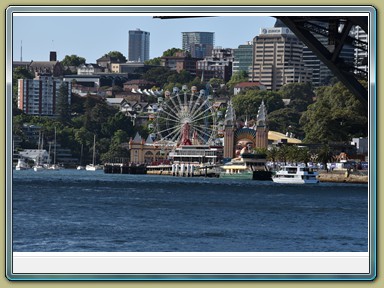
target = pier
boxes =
[103,163,147,174]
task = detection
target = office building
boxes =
[128,29,150,62]
[232,41,253,74]
[182,32,214,58]
[250,27,311,90]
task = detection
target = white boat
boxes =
[77,144,85,170]
[15,158,29,170]
[86,135,102,171]
[48,164,61,170]
[272,165,319,184]
[33,164,45,172]
[85,164,102,171]
[47,127,61,170]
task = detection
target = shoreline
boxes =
[317,172,368,184]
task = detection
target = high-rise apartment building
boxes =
[128,29,150,62]
[182,32,214,58]
[18,75,71,116]
[232,41,253,74]
[250,27,311,90]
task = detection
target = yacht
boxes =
[86,135,102,171]
[272,165,319,184]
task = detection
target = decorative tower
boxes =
[255,100,269,149]
[223,100,236,159]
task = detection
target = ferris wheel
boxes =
[154,86,218,146]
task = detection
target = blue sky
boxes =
[12,15,276,63]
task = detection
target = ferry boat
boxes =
[220,150,272,181]
[272,165,319,184]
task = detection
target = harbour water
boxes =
[12,169,368,252]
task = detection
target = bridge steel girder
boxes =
[276,16,368,109]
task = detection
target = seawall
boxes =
[317,172,368,184]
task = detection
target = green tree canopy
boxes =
[232,90,284,120]
[55,83,71,124]
[300,81,368,143]
[279,82,314,112]
[144,57,161,66]
[61,55,86,67]
[268,107,303,138]
[142,66,176,86]
[226,70,248,90]
[105,51,127,62]
[162,48,185,57]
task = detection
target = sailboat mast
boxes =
[53,127,57,165]
[92,134,96,166]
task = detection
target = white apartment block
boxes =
[18,75,71,116]
[250,27,312,90]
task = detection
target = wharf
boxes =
[104,163,147,174]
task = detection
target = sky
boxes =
[12,14,276,63]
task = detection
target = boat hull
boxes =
[272,177,319,184]
[220,172,253,180]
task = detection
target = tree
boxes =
[300,81,367,143]
[317,144,334,171]
[226,70,248,90]
[144,57,161,65]
[268,107,303,138]
[279,82,314,112]
[142,66,175,86]
[61,55,86,67]
[232,90,284,119]
[105,51,126,63]
[56,83,71,124]
[162,48,185,57]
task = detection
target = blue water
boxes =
[12,169,368,252]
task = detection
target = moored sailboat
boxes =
[86,135,102,171]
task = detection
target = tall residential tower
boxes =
[128,29,150,62]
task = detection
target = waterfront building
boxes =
[17,75,71,116]
[232,41,253,74]
[182,32,214,58]
[250,27,312,90]
[128,29,150,62]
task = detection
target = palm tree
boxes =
[317,144,334,172]
[267,146,279,170]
